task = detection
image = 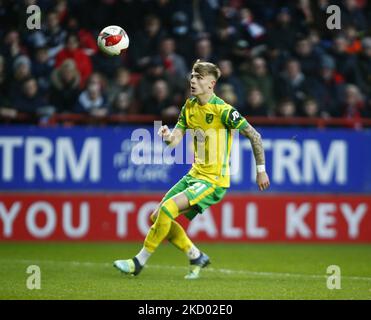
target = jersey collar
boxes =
[196,93,216,106]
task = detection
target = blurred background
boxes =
[0,0,370,122]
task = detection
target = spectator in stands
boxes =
[341,0,368,31]
[161,105,182,118]
[136,56,164,104]
[108,67,134,106]
[81,0,119,31]
[338,84,366,119]
[307,28,326,57]
[343,24,362,55]
[130,14,167,71]
[222,59,246,99]
[229,38,252,72]
[10,55,33,99]
[237,8,266,47]
[311,0,334,38]
[300,98,321,118]
[137,56,183,107]
[1,30,28,64]
[358,37,371,97]
[240,56,274,113]
[40,11,67,59]
[293,36,321,77]
[32,46,53,95]
[216,59,244,108]
[111,91,132,115]
[0,54,15,118]
[55,32,93,88]
[264,41,289,79]
[158,37,188,80]
[0,55,9,107]
[13,77,47,114]
[194,36,217,63]
[329,34,362,87]
[141,0,176,31]
[217,84,238,107]
[313,55,345,116]
[275,58,312,107]
[142,79,175,116]
[54,0,68,22]
[294,0,315,29]
[243,88,269,117]
[50,59,81,113]
[92,49,124,80]
[66,15,98,56]
[276,98,297,117]
[0,1,18,37]
[169,11,195,66]
[266,7,297,54]
[359,37,371,117]
[214,6,239,61]
[75,73,108,116]
[180,0,220,36]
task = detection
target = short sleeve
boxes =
[221,105,248,130]
[175,102,187,130]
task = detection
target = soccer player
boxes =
[114,60,270,279]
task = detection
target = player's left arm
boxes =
[240,123,270,191]
[222,105,270,191]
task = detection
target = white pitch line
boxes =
[1,259,371,282]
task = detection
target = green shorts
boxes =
[161,174,227,220]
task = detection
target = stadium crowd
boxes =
[0,0,370,122]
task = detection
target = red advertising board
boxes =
[0,194,370,242]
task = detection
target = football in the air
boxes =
[97,25,129,56]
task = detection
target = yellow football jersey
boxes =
[175,94,248,188]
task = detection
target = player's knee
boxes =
[150,211,158,223]
[158,198,179,221]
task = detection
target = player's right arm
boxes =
[158,102,187,147]
[158,125,185,147]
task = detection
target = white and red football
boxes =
[97,25,129,56]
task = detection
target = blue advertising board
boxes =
[0,125,370,193]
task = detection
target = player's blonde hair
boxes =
[192,59,221,80]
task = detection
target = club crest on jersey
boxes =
[206,113,214,124]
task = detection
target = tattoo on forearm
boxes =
[242,125,265,165]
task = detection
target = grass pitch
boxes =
[0,242,370,300]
